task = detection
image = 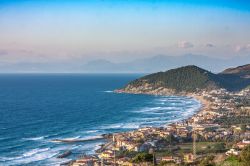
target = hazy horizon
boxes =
[0,0,250,72]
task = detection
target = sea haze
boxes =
[0,74,201,166]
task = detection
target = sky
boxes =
[0,0,250,71]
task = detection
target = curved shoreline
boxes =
[101,91,206,138]
[93,91,207,150]
[114,89,209,124]
[69,91,209,165]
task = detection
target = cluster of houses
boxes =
[226,139,250,156]
[114,127,169,151]
[70,88,250,166]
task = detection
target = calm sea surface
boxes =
[0,74,200,166]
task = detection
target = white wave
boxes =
[168,117,183,123]
[155,102,165,105]
[132,107,162,113]
[0,155,23,162]
[2,144,76,165]
[100,122,140,130]
[157,98,178,102]
[157,97,184,102]
[143,112,167,115]
[133,106,181,114]
[181,103,201,118]
[141,120,169,125]
[23,148,50,157]
[85,130,99,134]
[184,101,194,104]
[51,135,103,143]
[19,151,58,164]
[136,117,161,121]
[127,97,202,128]
[102,90,113,93]
[120,123,140,129]
[23,136,45,141]
[100,124,122,129]
[71,145,82,150]
[60,136,81,140]
[0,147,58,165]
[0,136,12,141]
[79,135,103,141]
[77,141,106,154]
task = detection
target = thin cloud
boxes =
[235,44,250,52]
[178,41,194,48]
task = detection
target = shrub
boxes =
[131,152,153,163]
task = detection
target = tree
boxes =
[240,145,250,166]
[131,152,153,163]
[199,155,215,166]
[240,124,246,132]
[164,134,177,144]
[214,142,226,153]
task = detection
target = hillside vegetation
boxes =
[123,65,250,92]
[221,64,250,78]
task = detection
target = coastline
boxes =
[93,91,209,156]
[70,89,214,166]
[71,86,250,165]
[114,89,210,125]
[187,93,210,119]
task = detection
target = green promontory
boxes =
[118,65,250,94]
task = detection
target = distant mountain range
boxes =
[0,54,249,73]
[82,54,250,73]
[118,64,250,93]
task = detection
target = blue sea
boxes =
[0,74,201,166]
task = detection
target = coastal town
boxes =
[68,87,250,166]
[2,1,250,165]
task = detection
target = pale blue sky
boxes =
[0,0,250,65]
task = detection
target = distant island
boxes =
[116,64,250,95]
